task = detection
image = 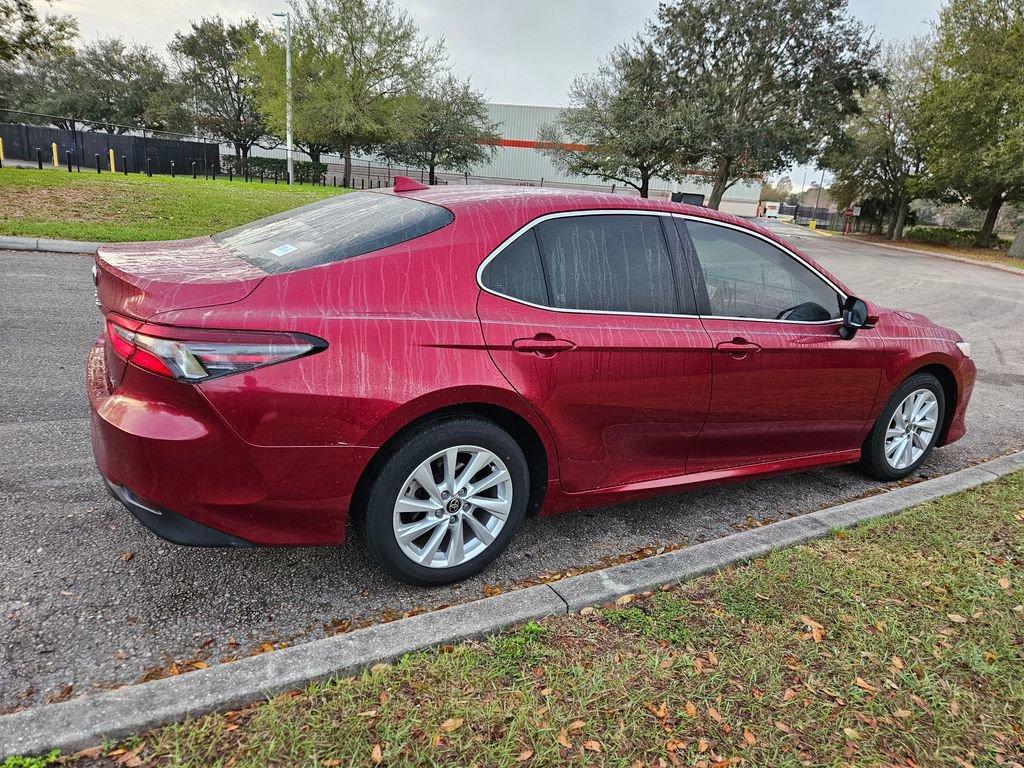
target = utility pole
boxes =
[273,11,294,185]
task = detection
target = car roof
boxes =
[383,183,769,244]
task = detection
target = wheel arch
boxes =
[351,393,554,531]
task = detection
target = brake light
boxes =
[104,314,326,382]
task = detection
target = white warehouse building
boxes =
[257,102,762,216]
[462,103,761,217]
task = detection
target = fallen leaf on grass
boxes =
[557,730,572,748]
[569,719,586,731]
[615,593,635,606]
[517,749,534,761]
[891,655,905,669]
[73,747,103,759]
[843,727,859,740]
[998,577,1010,589]
[855,677,879,693]
[371,744,383,764]
[947,613,968,624]
[441,717,464,732]
[743,728,757,746]
[322,760,341,767]
[685,701,698,718]
[707,706,723,723]
[894,709,913,719]
[581,740,602,753]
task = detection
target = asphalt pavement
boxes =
[2,223,1022,711]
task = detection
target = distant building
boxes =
[264,102,763,216]
[451,104,761,217]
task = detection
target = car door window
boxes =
[685,220,841,321]
[480,229,549,306]
[534,215,679,314]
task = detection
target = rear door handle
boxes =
[716,339,761,358]
[512,333,576,356]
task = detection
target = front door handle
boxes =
[716,338,761,358]
[512,333,576,356]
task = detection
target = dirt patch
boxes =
[0,183,151,224]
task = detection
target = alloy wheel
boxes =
[884,388,939,470]
[392,445,513,569]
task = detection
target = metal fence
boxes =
[0,110,219,175]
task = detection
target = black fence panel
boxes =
[0,122,218,175]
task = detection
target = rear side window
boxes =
[213,192,454,273]
[481,229,548,306]
[534,215,678,314]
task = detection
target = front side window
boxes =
[214,192,454,273]
[534,215,678,314]
[685,221,841,321]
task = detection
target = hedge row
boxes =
[904,225,1006,250]
[220,156,328,183]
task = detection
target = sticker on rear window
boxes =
[270,244,298,257]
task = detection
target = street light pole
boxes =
[273,11,293,185]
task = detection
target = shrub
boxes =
[904,225,1007,250]
[220,156,327,184]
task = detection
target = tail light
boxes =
[105,313,326,382]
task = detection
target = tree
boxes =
[15,38,188,133]
[919,0,1024,247]
[0,0,76,63]
[170,17,267,165]
[538,43,709,198]
[821,41,930,240]
[760,175,793,202]
[651,0,881,209]
[251,0,444,186]
[378,74,500,184]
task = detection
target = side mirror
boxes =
[839,296,870,340]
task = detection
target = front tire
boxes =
[358,417,530,586]
[861,372,945,481]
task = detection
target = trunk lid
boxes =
[95,236,267,320]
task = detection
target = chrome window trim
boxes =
[475,209,847,326]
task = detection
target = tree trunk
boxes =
[308,149,320,164]
[428,162,436,186]
[342,144,352,188]
[707,157,732,210]
[892,196,909,241]
[975,191,1004,247]
[639,173,650,199]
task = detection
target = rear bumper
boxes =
[104,478,253,547]
[87,338,376,546]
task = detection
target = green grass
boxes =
[56,471,1024,766]
[0,166,348,242]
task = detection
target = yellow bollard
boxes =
[0,136,5,162]
[51,142,59,167]
[108,148,116,173]
[808,219,817,230]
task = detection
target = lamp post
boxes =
[272,11,293,185]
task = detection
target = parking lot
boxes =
[2,222,1022,712]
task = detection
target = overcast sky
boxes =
[45,0,944,188]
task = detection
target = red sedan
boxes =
[87,181,975,585]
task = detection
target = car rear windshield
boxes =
[213,191,454,273]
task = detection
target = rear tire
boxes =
[358,417,529,586]
[860,372,945,481]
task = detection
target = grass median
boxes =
[0,166,348,243]
[41,470,1024,767]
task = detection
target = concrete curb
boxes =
[2,450,1021,757]
[0,236,100,254]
